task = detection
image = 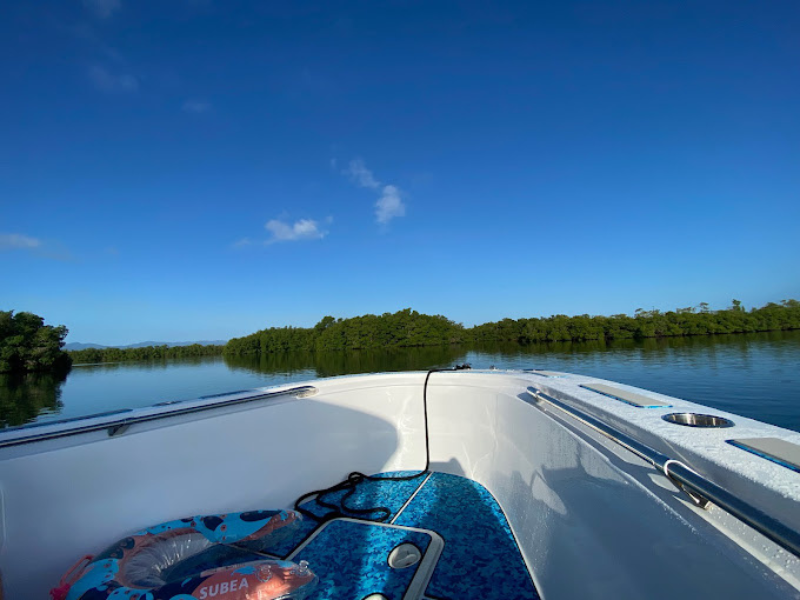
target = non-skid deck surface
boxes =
[267,471,539,600]
[392,473,537,600]
[268,470,427,557]
[290,519,434,599]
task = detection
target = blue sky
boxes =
[1,1,798,345]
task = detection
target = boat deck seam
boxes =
[391,472,433,524]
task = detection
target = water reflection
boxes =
[223,345,470,378]
[2,330,799,431]
[73,355,214,373]
[0,370,67,428]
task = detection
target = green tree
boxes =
[69,343,225,364]
[203,300,800,358]
[0,311,72,374]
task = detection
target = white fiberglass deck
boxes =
[0,370,799,599]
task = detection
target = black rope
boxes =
[293,365,471,523]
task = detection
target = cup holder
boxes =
[662,412,734,428]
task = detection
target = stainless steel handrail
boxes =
[0,385,317,450]
[526,386,800,559]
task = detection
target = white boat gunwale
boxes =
[1,369,800,599]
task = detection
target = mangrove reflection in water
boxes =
[0,370,67,428]
[223,344,470,378]
[1,330,799,432]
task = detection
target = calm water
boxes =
[2,330,799,432]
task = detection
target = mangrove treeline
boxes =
[68,343,225,364]
[0,311,72,374]
[224,300,800,355]
[50,299,800,365]
[471,299,800,344]
[225,309,466,355]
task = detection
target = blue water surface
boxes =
[3,331,799,433]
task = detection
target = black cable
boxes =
[293,364,471,523]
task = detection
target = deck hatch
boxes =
[287,519,439,600]
[728,438,800,473]
[581,383,672,408]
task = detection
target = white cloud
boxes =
[89,66,138,93]
[83,0,121,19]
[182,100,212,114]
[375,185,406,224]
[265,218,327,243]
[0,233,41,250]
[344,158,381,190]
[342,158,407,225]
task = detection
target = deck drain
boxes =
[388,542,422,569]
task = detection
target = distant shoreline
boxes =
[66,328,800,367]
[67,300,800,364]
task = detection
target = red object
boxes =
[50,555,93,600]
